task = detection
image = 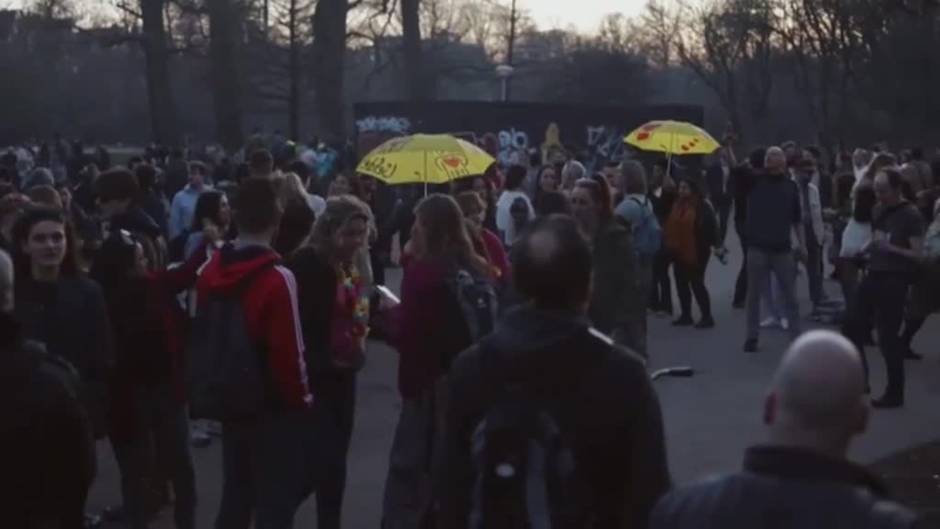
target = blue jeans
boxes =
[746,248,801,342]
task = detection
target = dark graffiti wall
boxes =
[353,101,705,172]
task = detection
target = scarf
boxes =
[665,198,699,267]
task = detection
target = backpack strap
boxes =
[628,195,649,209]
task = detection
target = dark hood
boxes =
[199,242,280,294]
[111,207,162,239]
[0,311,20,352]
[487,304,592,355]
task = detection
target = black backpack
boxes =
[468,339,593,529]
[447,267,498,343]
[188,269,269,421]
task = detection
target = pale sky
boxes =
[1,0,649,34]
[524,0,647,33]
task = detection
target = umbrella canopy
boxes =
[624,120,720,156]
[356,134,495,186]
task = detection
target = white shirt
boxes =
[307,193,327,217]
[495,190,534,246]
[840,220,872,258]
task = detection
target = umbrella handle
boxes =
[667,132,674,180]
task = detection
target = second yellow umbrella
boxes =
[624,120,720,156]
[356,134,495,191]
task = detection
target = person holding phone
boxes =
[288,195,373,529]
[845,169,925,408]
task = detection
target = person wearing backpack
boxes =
[615,160,662,351]
[1,248,97,529]
[193,178,314,529]
[437,215,671,529]
[381,194,495,529]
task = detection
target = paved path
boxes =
[87,247,940,528]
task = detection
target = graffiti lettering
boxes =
[496,128,529,167]
[355,115,412,134]
[586,125,627,171]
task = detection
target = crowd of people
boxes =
[1,132,937,529]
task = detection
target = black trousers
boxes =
[649,250,673,314]
[733,227,748,306]
[110,384,196,529]
[845,272,909,400]
[311,371,358,529]
[674,258,712,320]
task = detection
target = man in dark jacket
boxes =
[437,215,671,529]
[743,147,806,352]
[97,167,168,269]
[650,330,917,529]
[730,148,765,308]
[0,248,96,528]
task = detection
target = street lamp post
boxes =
[495,64,515,102]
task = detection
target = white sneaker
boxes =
[760,317,780,328]
[780,318,790,331]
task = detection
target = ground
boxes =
[86,246,940,528]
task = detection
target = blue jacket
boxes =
[169,185,210,240]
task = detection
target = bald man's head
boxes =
[0,248,12,313]
[511,215,592,311]
[765,331,869,455]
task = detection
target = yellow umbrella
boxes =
[624,120,720,156]
[356,134,495,191]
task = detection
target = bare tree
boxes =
[259,0,314,140]
[207,0,245,150]
[312,0,350,141]
[401,0,425,100]
[104,0,182,144]
[141,0,181,145]
[28,0,76,20]
[772,0,887,150]
[644,0,775,140]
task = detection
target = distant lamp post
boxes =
[495,64,515,102]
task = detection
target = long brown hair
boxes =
[414,194,489,276]
[574,174,614,222]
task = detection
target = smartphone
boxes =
[376,285,401,306]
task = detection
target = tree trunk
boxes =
[401,0,425,101]
[288,0,300,140]
[140,0,180,145]
[208,0,244,151]
[311,0,348,141]
[505,0,517,101]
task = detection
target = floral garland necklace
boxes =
[330,261,370,369]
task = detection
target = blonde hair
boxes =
[307,195,373,259]
[277,172,309,205]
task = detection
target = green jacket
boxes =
[589,217,641,334]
